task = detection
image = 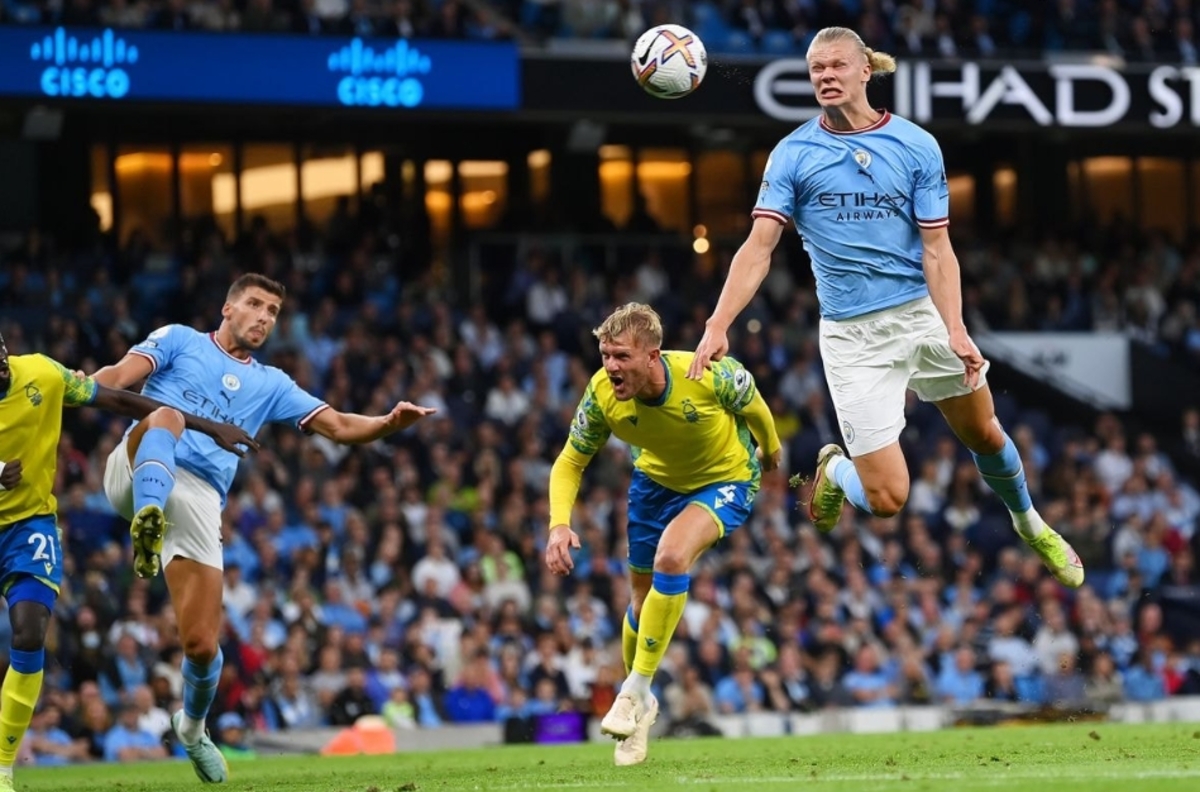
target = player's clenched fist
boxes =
[545,524,581,576]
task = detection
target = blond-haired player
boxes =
[545,303,781,766]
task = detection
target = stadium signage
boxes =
[755,59,1200,129]
[0,26,519,110]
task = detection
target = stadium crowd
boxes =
[0,201,1199,766]
[1,0,1199,60]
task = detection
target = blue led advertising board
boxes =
[0,26,520,110]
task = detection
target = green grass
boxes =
[18,722,1200,792]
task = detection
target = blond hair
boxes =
[593,303,663,349]
[809,27,897,80]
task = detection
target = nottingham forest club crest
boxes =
[681,398,700,423]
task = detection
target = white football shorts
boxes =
[103,438,224,570]
[819,296,989,457]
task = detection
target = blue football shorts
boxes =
[625,469,756,573]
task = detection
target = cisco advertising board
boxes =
[0,26,519,110]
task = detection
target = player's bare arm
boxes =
[305,401,436,444]
[84,355,258,455]
[89,385,259,457]
[919,225,985,388]
[688,217,784,379]
[92,353,154,390]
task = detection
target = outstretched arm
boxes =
[688,217,784,379]
[54,359,258,456]
[92,353,154,390]
[90,385,260,457]
[305,401,437,444]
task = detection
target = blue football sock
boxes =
[132,428,178,512]
[971,433,1033,513]
[181,649,223,725]
[828,455,872,513]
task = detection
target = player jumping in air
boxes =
[545,303,781,766]
[689,27,1083,589]
[0,331,254,792]
[90,274,435,783]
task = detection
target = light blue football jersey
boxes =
[753,111,950,321]
[128,325,327,501]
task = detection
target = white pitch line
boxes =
[467,767,1200,790]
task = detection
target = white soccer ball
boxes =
[630,24,708,100]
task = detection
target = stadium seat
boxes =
[692,1,733,51]
[721,30,757,56]
[761,30,796,56]
[1015,675,1046,704]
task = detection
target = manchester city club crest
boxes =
[853,149,872,169]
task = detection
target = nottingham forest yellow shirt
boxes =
[549,351,781,527]
[0,354,98,524]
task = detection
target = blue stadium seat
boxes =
[1015,675,1046,704]
[691,1,718,25]
[721,30,757,55]
[1010,12,1034,48]
[761,30,796,56]
[692,1,732,50]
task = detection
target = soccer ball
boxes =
[630,24,708,100]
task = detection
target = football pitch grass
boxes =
[19,722,1200,792]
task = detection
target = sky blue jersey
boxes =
[752,111,950,321]
[128,324,328,500]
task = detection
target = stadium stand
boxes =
[2,1,1198,59]
[1,193,1198,762]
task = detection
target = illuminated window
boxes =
[1137,158,1185,243]
[301,145,360,226]
[636,147,690,232]
[529,149,551,208]
[115,146,172,247]
[1082,157,1133,226]
[947,172,975,229]
[599,144,633,228]
[179,144,234,242]
[696,151,746,235]
[425,159,452,247]
[218,144,297,232]
[993,167,1017,228]
[90,144,111,233]
[361,151,385,193]
[458,160,507,230]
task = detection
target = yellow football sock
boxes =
[631,572,689,678]
[622,606,639,675]
[0,660,44,768]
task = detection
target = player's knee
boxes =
[147,407,186,435]
[181,632,219,665]
[9,604,49,652]
[653,547,691,576]
[866,486,907,518]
